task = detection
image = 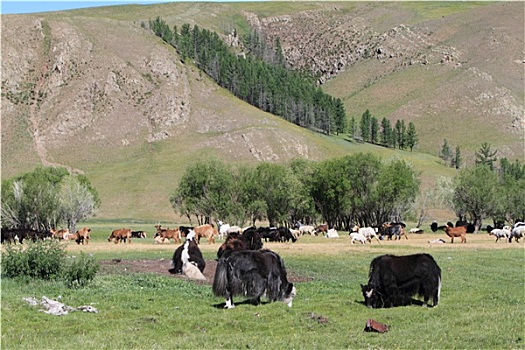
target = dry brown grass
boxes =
[65,232,524,256]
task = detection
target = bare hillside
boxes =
[1,2,523,220]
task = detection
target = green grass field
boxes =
[2,227,524,349]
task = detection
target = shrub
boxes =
[1,240,66,280]
[61,253,99,288]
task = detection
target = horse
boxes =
[444,222,467,243]
[352,225,381,243]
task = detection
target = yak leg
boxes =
[224,292,235,309]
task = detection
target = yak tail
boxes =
[212,258,228,297]
[436,275,442,306]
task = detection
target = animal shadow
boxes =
[213,299,270,309]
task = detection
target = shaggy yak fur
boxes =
[212,249,296,309]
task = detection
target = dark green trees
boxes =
[147,18,346,136]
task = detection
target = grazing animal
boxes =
[154,225,181,244]
[444,223,467,243]
[488,226,511,242]
[509,222,525,243]
[217,221,230,240]
[179,226,194,236]
[409,228,424,234]
[352,225,381,243]
[193,224,218,244]
[75,227,91,245]
[131,231,147,239]
[382,222,407,240]
[277,227,297,243]
[108,228,132,244]
[361,253,442,308]
[325,228,339,238]
[350,232,367,244]
[50,228,70,240]
[169,230,206,276]
[314,224,329,236]
[298,225,315,236]
[217,228,263,259]
[2,228,51,243]
[257,227,281,242]
[1,228,21,244]
[212,249,296,309]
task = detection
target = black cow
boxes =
[361,253,442,308]
[212,249,296,309]
[1,228,51,244]
[277,227,297,243]
[257,227,280,242]
[168,232,205,275]
[131,230,147,238]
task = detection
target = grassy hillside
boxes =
[2,2,521,221]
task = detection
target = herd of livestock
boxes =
[1,220,523,310]
[1,220,524,245]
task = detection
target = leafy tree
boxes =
[58,176,97,233]
[452,164,498,230]
[405,122,418,151]
[310,157,352,228]
[475,142,497,170]
[170,159,235,225]
[374,159,420,223]
[289,159,318,225]
[1,167,98,231]
[496,158,525,223]
[254,163,302,227]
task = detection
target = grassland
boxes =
[2,226,524,349]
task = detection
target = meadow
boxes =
[1,225,524,349]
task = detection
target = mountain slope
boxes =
[1,2,522,221]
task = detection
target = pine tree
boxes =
[440,139,452,164]
[406,122,418,151]
[360,109,371,142]
[475,142,497,170]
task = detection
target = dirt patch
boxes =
[98,258,311,285]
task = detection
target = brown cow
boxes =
[193,224,218,244]
[444,223,467,243]
[154,225,181,244]
[75,227,91,245]
[108,228,132,244]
